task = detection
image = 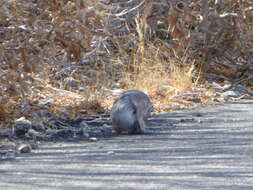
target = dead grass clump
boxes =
[120,42,207,112]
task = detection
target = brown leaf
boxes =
[10,57,20,71]
[21,50,32,73]
[23,63,32,73]
[0,105,7,119]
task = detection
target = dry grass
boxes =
[116,14,207,112]
[121,42,205,112]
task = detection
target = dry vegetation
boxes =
[0,0,253,124]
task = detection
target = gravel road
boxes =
[1,101,253,190]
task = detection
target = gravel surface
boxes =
[1,101,253,190]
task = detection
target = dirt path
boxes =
[1,101,253,190]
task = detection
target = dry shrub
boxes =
[104,0,252,110]
[0,0,108,120]
[121,42,202,111]
[0,0,252,122]
[106,0,253,83]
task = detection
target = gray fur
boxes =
[111,90,152,134]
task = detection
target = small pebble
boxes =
[180,118,196,123]
[79,109,88,114]
[193,113,203,117]
[15,117,31,126]
[213,98,220,102]
[27,129,43,137]
[222,90,238,98]
[107,151,114,155]
[88,137,98,142]
[13,117,32,137]
[18,144,32,154]
[187,98,202,103]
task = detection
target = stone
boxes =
[213,98,221,102]
[180,118,197,123]
[79,87,87,91]
[222,84,233,91]
[18,144,32,153]
[222,91,238,98]
[187,98,202,103]
[79,109,88,114]
[107,151,114,155]
[88,137,98,142]
[27,129,43,137]
[14,117,31,126]
[13,117,32,137]
[198,120,203,123]
[192,113,203,117]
